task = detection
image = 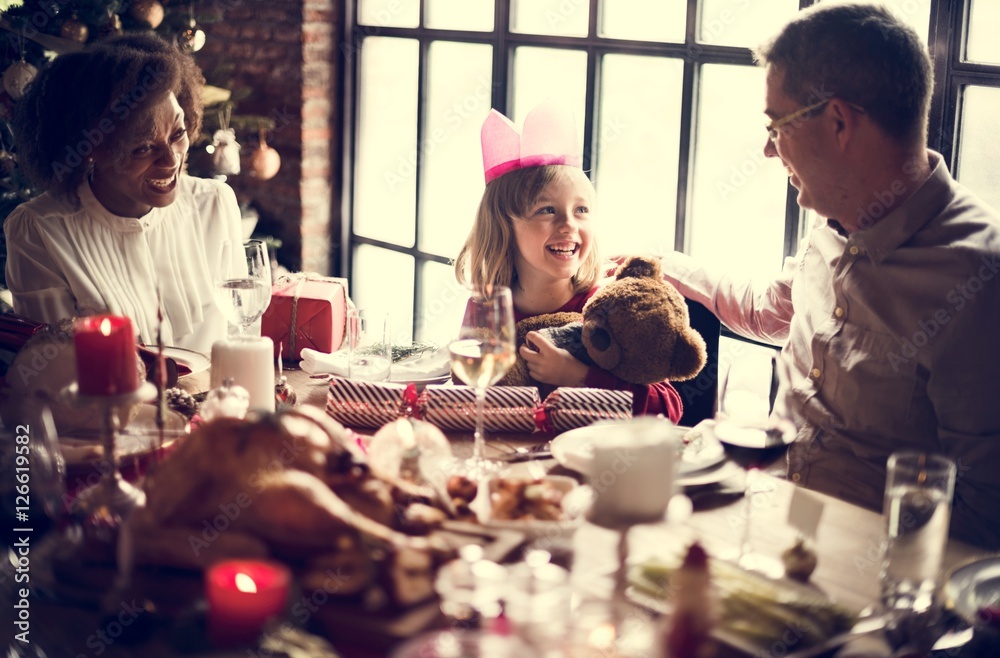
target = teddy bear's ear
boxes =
[667,327,708,382]
[615,256,662,281]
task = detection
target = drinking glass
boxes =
[0,395,66,550]
[880,452,955,616]
[347,309,392,382]
[214,239,272,336]
[448,286,516,478]
[713,350,797,576]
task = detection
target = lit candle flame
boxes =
[234,572,258,593]
[99,317,112,336]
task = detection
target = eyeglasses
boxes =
[765,100,866,141]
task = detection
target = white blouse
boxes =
[4,174,244,354]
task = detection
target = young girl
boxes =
[454,104,683,421]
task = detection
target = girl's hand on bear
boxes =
[519,331,588,387]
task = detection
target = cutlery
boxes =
[499,442,553,463]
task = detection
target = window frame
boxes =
[339,0,1000,339]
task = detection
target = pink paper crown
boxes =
[481,101,582,184]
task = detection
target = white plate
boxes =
[473,475,590,539]
[676,459,744,488]
[944,556,1000,630]
[549,420,726,478]
[162,346,211,376]
[392,374,450,389]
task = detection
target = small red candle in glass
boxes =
[205,560,291,648]
[73,315,140,396]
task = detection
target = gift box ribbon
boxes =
[274,273,351,359]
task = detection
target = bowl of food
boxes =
[475,474,590,539]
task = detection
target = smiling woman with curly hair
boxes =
[4,33,243,353]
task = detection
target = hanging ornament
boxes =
[59,13,89,43]
[98,12,123,40]
[0,150,16,175]
[129,0,165,29]
[210,106,241,176]
[248,129,281,181]
[179,7,206,53]
[180,25,207,52]
[3,61,38,101]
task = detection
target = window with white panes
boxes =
[343,0,1000,359]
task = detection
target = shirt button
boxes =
[811,368,822,379]
[835,307,844,318]
[792,473,801,483]
[849,246,860,256]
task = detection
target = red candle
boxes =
[205,560,290,648]
[73,315,140,396]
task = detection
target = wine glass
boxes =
[214,239,272,335]
[713,350,797,576]
[0,395,65,549]
[448,286,516,478]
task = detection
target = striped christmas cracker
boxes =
[543,388,632,432]
[326,377,409,428]
[418,385,539,432]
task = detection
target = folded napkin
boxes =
[300,346,451,381]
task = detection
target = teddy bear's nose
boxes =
[590,327,612,352]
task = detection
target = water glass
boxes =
[880,451,956,615]
[347,309,391,382]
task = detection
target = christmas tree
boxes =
[0,0,281,283]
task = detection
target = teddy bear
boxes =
[498,256,707,399]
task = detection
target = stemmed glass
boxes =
[713,350,797,576]
[1,396,66,656]
[214,239,272,335]
[0,394,65,550]
[448,286,516,478]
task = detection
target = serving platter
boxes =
[628,555,865,658]
[59,405,188,483]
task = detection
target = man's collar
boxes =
[828,151,952,263]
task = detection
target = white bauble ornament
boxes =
[180,26,206,52]
[248,137,281,180]
[200,379,251,421]
[3,62,38,100]
[129,0,165,29]
[211,128,241,176]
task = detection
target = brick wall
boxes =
[197,0,339,275]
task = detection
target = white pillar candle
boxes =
[586,418,679,528]
[211,337,276,412]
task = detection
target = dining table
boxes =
[2,366,992,658]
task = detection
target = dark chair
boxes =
[674,299,721,427]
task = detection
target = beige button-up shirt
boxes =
[662,152,1000,548]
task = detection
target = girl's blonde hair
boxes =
[454,165,601,295]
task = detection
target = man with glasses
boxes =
[661,3,1000,548]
